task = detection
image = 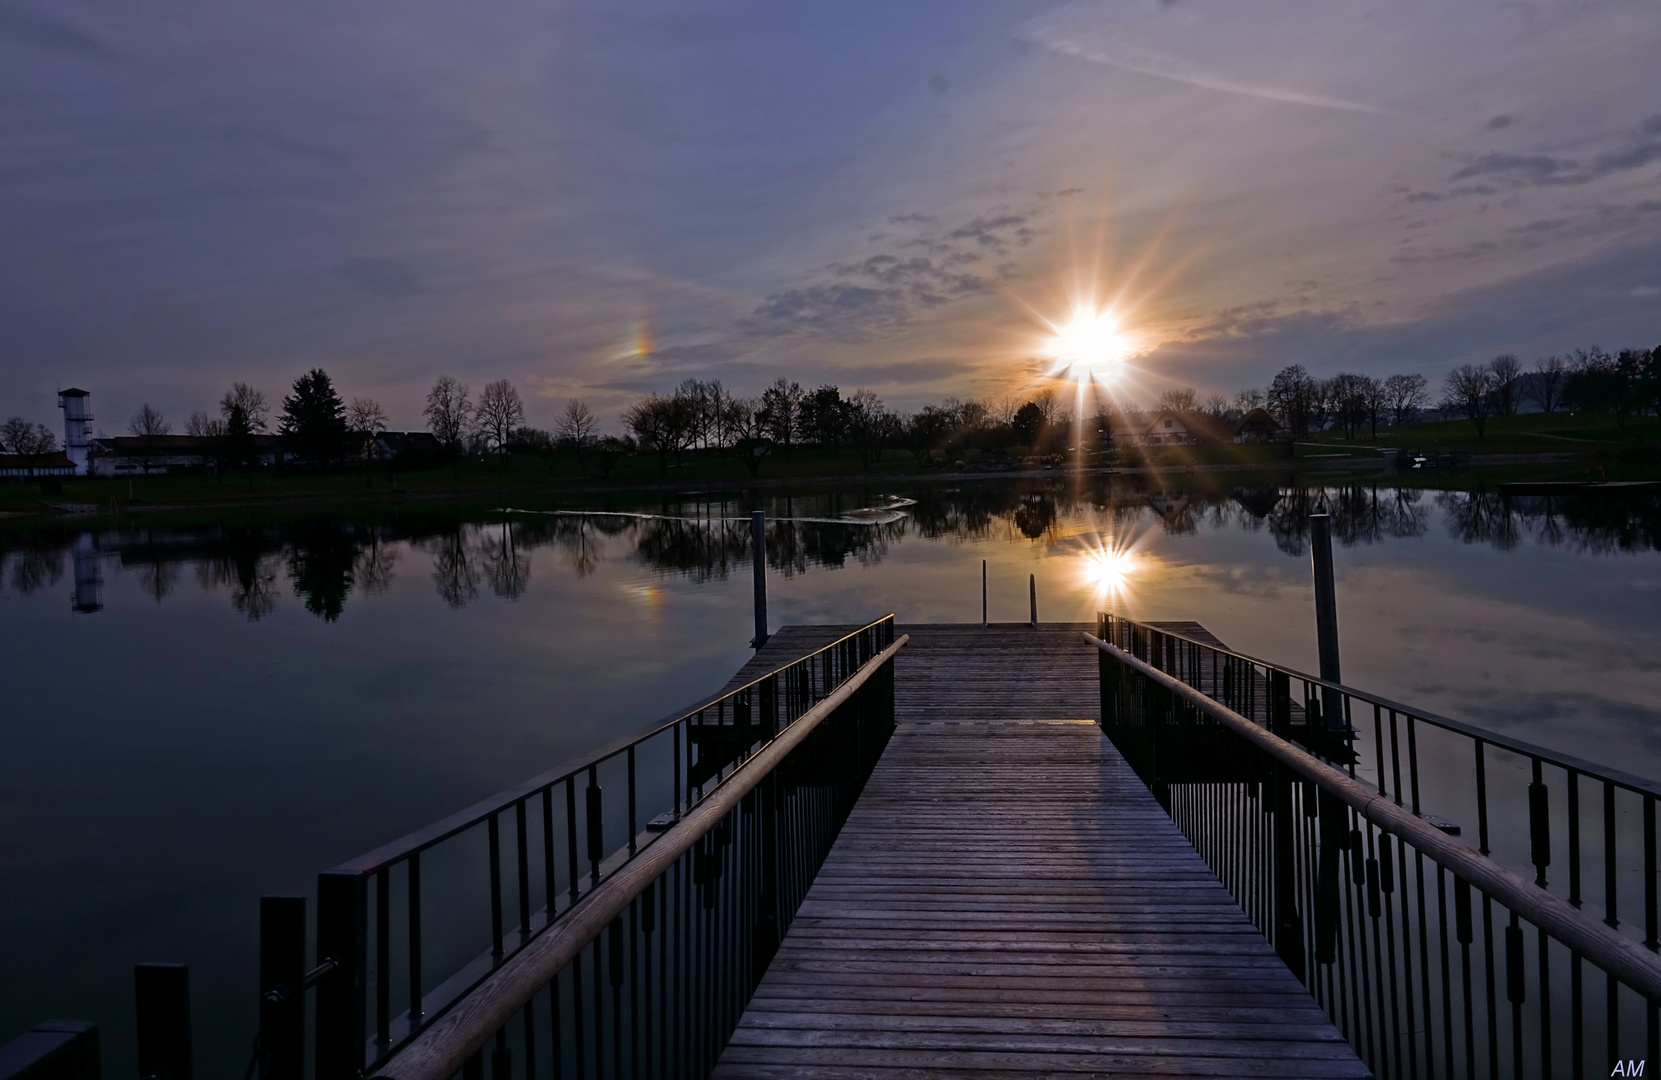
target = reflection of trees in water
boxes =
[6,546,64,594]
[1014,494,1058,539]
[355,537,399,598]
[478,523,530,600]
[1221,483,1432,556]
[287,523,359,621]
[1436,491,1661,553]
[428,529,480,610]
[8,481,1655,619]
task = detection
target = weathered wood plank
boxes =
[710,622,1368,1079]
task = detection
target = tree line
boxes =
[1441,346,1661,437]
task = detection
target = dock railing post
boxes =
[981,560,987,628]
[1308,513,1346,731]
[751,510,768,648]
[1029,574,1037,627]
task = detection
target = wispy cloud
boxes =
[1022,8,1394,115]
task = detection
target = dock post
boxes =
[981,560,987,628]
[751,510,769,648]
[134,963,191,1080]
[259,896,306,1080]
[1308,513,1345,731]
[1029,574,1037,627]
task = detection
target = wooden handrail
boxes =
[1086,631,1661,1003]
[372,634,909,1080]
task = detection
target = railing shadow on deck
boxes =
[264,615,904,1080]
[1091,612,1661,1080]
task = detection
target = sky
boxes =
[1,0,1658,433]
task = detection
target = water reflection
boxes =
[2,479,1656,620]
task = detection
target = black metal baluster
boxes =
[1407,716,1422,816]
[408,854,422,1026]
[1506,914,1524,1080]
[489,814,505,961]
[1476,742,1491,856]
[1646,796,1658,951]
[1568,770,1582,909]
[627,747,638,858]
[566,780,580,905]
[1389,710,1404,807]
[516,799,530,943]
[586,767,603,887]
[376,867,390,1049]
[1604,782,1618,929]
[1530,760,1551,888]
[1456,877,1476,1080]
[1537,928,1551,1080]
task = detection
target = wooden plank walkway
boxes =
[711,624,1368,1078]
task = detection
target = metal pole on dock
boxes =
[1308,513,1344,731]
[751,510,769,648]
[981,560,987,628]
[1029,574,1037,627]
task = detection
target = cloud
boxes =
[0,2,111,60]
[1021,5,1394,115]
[1447,115,1661,187]
[740,207,1032,339]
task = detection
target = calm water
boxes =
[2,475,1659,1071]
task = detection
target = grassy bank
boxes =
[3,415,1647,525]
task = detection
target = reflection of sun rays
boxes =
[1071,516,1156,613]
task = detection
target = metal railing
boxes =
[1092,613,1661,1079]
[264,616,899,1080]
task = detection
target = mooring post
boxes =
[981,560,987,628]
[259,896,306,1080]
[1308,513,1345,731]
[1029,574,1037,627]
[751,510,769,648]
[134,963,191,1080]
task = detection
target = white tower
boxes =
[58,388,92,474]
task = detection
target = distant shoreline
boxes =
[0,449,1605,529]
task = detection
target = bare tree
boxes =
[185,410,224,438]
[554,399,597,470]
[129,404,171,438]
[346,397,388,438]
[1530,355,1568,413]
[1489,354,1522,416]
[1,417,57,475]
[1443,364,1496,438]
[1266,365,1320,437]
[346,397,389,478]
[128,404,171,476]
[1155,387,1198,415]
[423,376,472,457]
[220,382,270,432]
[624,393,695,472]
[474,379,526,456]
[759,378,805,458]
[1382,373,1429,427]
[1233,388,1265,413]
[1361,376,1389,440]
[1203,392,1232,420]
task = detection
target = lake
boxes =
[2,473,1659,1073]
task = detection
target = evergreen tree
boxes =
[280,368,348,466]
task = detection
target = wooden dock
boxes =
[711,624,1369,1078]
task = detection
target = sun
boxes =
[1041,307,1130,384]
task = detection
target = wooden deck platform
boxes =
[711,624,1368,1078]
